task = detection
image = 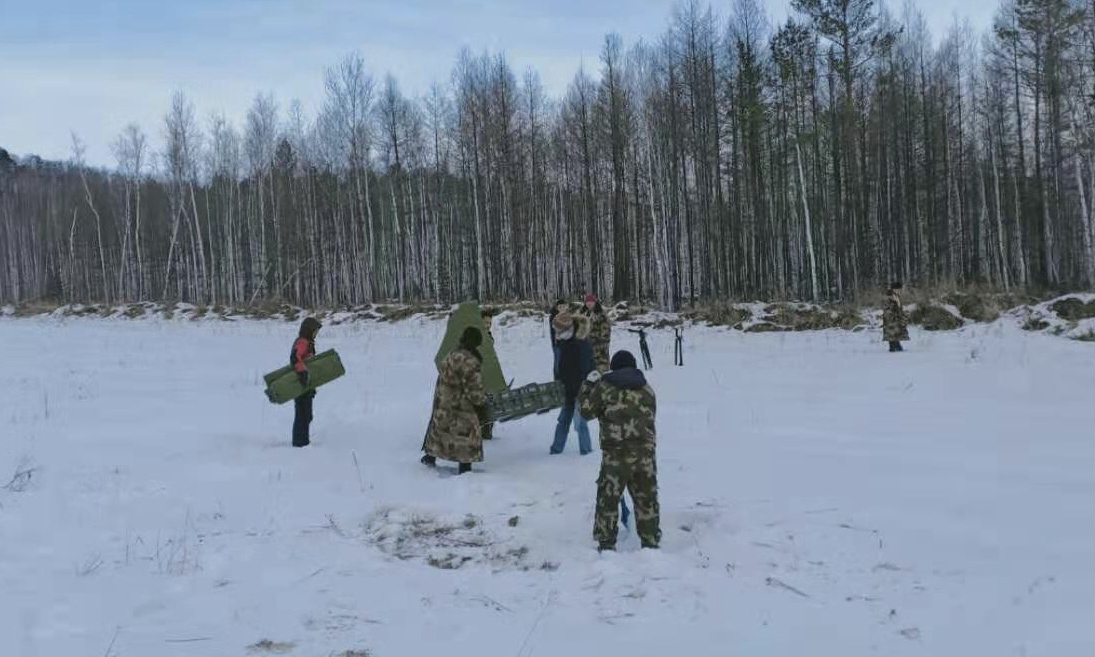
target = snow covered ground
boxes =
[1,311,1092,656]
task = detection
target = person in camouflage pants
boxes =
[422,327,488,474]
[579,293,612,372]
[578,349,660,550]
[883,281,910,352]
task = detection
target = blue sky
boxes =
[0,0,999,168]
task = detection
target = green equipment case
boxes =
[263,348,346,404]
[485,380,566,423]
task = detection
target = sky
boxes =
[0,0,1000,169]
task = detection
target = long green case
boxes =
[485,380,566,423]
[263,348,346,404]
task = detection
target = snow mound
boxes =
[1010,293,1095,340]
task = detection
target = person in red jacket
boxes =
[291,317,322,447]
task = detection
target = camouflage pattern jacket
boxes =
[425,348,488,463]
[553,308,591,342]
[882,292,910,342]
[578,367,656,454]
[579,306,612,371]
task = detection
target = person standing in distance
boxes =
[883,281,910,352]
[290,317,322,447]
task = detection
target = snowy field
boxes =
[1,311,1092,656]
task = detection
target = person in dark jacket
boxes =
[550,332,595,455]
[548,298,568,378]
[290,316,322,447]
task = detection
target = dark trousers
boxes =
[478,405,494,440]
[293,392,314,447]
[888,341,904,352]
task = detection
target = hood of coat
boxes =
[299,316,322,339]
[603,367,647,390]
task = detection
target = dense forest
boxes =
[1,0,1093,310]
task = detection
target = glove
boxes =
[585,370,602,384]
[297,370,310,388]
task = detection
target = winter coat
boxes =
[291,337,314,373]
[578,367,657,455]
[882,292,910,342]
[425,347,488,463]
[556,337,595,404]
[552,309,573,340]
[291,317,321,373]
[290,317,320,399]
[579,304,612,372]
[583,365,662,550]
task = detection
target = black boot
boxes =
[895,342,904,352]
[421,454,436,467]
[888,341,899,352]
[458,462,472,474]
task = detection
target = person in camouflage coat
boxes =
[578,349,661,550]
[422,327,488,474]
[579,293,612,372]
[883,281,910,352]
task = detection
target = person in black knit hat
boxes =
[578,349,661,550]
[421,327,489,474]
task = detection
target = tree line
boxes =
[1,0,1092,310]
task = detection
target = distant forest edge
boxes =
[4,293,1094,343]
[1,0,1093,310]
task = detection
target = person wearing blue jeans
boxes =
[550,326,596,455]
[552,396,593,454]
